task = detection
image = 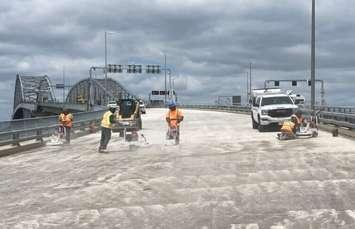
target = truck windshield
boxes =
[261,96,293,106]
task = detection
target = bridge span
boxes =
[1,109,355,228]
[12,74,136,119]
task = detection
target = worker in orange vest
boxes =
[293,110,306,132]
[166,101,184,144]
[58,109,73,144]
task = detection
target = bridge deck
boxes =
[1,109,355,228]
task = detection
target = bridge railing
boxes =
[179,104,355,130]
[2,104,355,148]
[180,104,250,113]
[318,106,355,114]
[0,110,105,147]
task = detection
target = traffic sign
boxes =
[56,84,65,89]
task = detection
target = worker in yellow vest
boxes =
[279,116,297,140]
[58,109,73,144]
[98,104,117,153]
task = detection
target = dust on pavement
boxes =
[1,109,355,229]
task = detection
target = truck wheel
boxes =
[252,115,258,129]
[258,116,265,132]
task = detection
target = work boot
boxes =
[98,147,108,153]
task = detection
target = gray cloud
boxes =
[1,0,355,120]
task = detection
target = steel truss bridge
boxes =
[12,74,137,119]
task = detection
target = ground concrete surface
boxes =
[1,109,355,229]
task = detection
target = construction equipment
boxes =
[277,111,319,140]
[114,99,144,148]
[295,111,319,138]
[46,125,66,146]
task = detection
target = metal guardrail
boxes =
[322,106,355,114]
[180,104,250,113]
[1,104,355,148]
[0,110,105,146]
[318,111,355,129]
[314,105,355,114]
[180,104,355,130]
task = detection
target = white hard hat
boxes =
[107,104,117,108]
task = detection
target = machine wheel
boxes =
[252,114,258,129]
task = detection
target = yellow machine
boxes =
[114,99,142,141]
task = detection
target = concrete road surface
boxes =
[1,109,355,229]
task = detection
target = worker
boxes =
[293,109,306,132]
[58,109,73,144]
[279,116,297,140]
[166,101,184,143]
[98,104,117,153]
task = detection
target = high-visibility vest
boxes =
[281,121,295,134]
[59,113,73,128]
[292,114,305,125]
[166,109,183,128]
[101,111,114,129]
[59,113,65,122]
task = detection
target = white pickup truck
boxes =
[251,89,298,131]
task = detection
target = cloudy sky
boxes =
[1,0,355,120]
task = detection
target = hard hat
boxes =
[168,101,176,108]
[107,104,117,109]
[291,116,297,123]
[295,109,302,116]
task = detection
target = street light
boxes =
[164,53,167,104]
[104,31,120,105]
[159,52,168,104]
[249,62,252,93]
[311,0,316,111]
[246,72,249,104]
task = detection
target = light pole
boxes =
[311,0,316,111]
[246,72,249,104]
[104,31,107,104]
[172,77,175,92]
[104,31,120,104]
[168,69,172,93]
[164,53,167,104]
[249,62,252,93]
[62,66,65,103]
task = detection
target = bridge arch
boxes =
[13,74,56,119]
[66,78,137,107]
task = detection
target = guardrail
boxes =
[2,104,355,150]
[318,111,355,129]
[180,104,250,113]
[179,104,355,130]
[312,105,355,114]
[0,110,105,147]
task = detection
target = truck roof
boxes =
[252,88,282,96]
[258,93,290,98]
